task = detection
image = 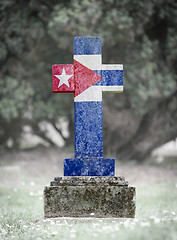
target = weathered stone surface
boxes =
[44,176,136,218]
[51,176,128,186]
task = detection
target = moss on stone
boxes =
[44,177,136,218]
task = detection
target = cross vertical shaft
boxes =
[74,101,103,159]
[74,37,103,159]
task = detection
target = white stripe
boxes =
[74,86,123,102]
[74,55,102,70]
[101,86,123,92]
[74,86,102,102]
[102,64,123,70]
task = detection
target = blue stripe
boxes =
[94,70,123,86]
[74,101,103,159]
[74,37,102,55]
[64,158,115,176]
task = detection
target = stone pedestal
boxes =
[44,176,136,218]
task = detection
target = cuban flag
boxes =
[52,37,123,176]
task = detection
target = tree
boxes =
[0,0,75,149]
[0,0,176,161]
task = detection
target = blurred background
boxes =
[0,0,177,164]
[1,2,177,238]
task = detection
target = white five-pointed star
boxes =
[55,68,73,88]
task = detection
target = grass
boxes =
[0,179,177,240]
[0,147,177,239]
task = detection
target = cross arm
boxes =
[94,64,123,93]
[52,64,74,93]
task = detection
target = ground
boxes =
[0,147,177,240]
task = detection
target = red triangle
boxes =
[74,60,102,97]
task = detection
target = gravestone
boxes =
[44,37,136,218]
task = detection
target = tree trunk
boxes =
[103,90,177,161]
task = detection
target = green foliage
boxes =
[0,0,176,150]
[0,77,34,121]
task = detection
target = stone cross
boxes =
[52,37,123,176]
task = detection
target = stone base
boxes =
[44,176,136,218]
